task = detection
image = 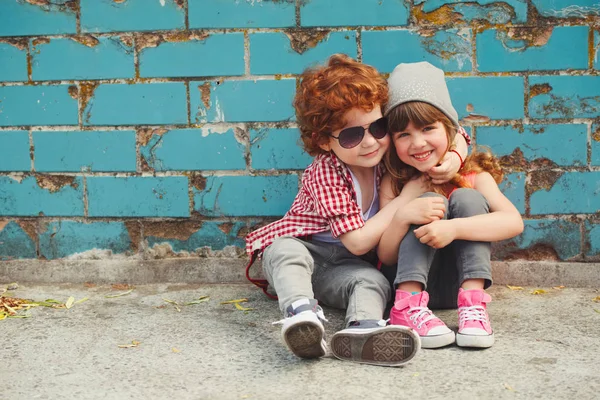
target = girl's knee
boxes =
[449,188,489,216]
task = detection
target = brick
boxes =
[477,124,587,167]
[447,77,524,120]
[33,130,136,172]
[586,221,600,257]
[531,0,600,18]
[592,124,600,166]
[499,172,525,214]
[0,0,76,37]
[595,30,600,70]
[193,175,298,216]
[362,29,472,73]
[529,76,600,119]
[0,42,27,82]
[80,0,184,33]
[250,31,357,75]
[84,83,187,126]
[87,176,189,217]
[0,221,37,260]
[188,0,295,28]
[414,0,527,23]
[139,33,244,78]
[0,131,30,172]
[140,128,245,171]
[191,79,296,123]
[494,219,581,260]
[31,37,134,81]
[530,172,600,214]
[39,221,132,260]
[0,86,78,127]
[145,221,246,253]
[301,0,409,27]
[477,27,588,72]
[0,176,83,216]
[250,128,312,170]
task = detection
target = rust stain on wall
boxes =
[529,169,564,194]
[529,83,553,98]
[0,38,28,51]
[218,222,233,235]
[120,35,134,47]
[25,0,78,13]
[0,220,8,232]
[71,35,100,48]
[143,221,202,241]
[136,31,210,51]
[199,82,211,109]
[68,85,78,100]
[31,38,50,48]
[35,175,78,193]
[79,82,100,119]
[500,148,558,171]
[173,0,185,8]
[592,126,600,142]
[17,221,38,242]
[124,221,141,252]
[138,128,168,147]
[285,29,330,54]
[188,173,206,191]
[506,26,554,47]
[414,4,463,26]
[501,243,560,261]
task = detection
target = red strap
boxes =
[245,251,278,300]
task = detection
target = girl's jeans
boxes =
[262,237,392,327]
[391,188,493,309]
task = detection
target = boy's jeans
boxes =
[262,237,391,327]
[392,188,493,309]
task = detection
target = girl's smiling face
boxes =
[391,120,449,173]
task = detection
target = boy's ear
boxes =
[313,132,331,152]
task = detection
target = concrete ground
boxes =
[2,283,599,400]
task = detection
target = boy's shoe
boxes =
[273,298,328,359]
[456,288,494,348]
[390,290,455,349]
[330,320,420,367]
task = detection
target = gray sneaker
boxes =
[330,320,420,367]
[273,298,328,359]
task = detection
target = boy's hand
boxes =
[414,220,456,248]
[395,197,446,225]
[427,151,461,184]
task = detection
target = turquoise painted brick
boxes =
[140,128,245,171]
[499,173,525,214]
[87,177,189,217]
[31,37,134,81]
[477,27,588,72]
[194,175,298,216]
[188,0,295,28]
[0,42,27,82]
[595,30,599,70]
[191,80,296,123]
[39,221,132,259]
[529,76,600,119]
[530,172,600,214]
[250,128,312,170]
[447,77,524,120]
[592,124,600,166]
[362,29,472,73]
[250,31,357,75]
[301,0,409,27]
[0,176,83,216]
[146,221,246,252]
[477,124,587,167]
[84,83,187,126]
[33,130,136,172]
[80,0,184,32]
[586,222,600,257]
[0,221,36,260]
[531,0,600,17]
[0,0,76,37]
[0,86,78,126]
[140,34,244,78]
[496,219,581,260]
[0,131,30,172]
[414,0,527,23]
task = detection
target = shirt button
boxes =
[296,228,303,233]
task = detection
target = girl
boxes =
[377,62,524,349]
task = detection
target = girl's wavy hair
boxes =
[384,101,504,197]
[293,54,388,156]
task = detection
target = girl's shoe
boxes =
[456,288,494,348]
[390,290,455,349]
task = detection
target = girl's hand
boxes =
[427,151,461,185]
[414,220,456,248]
[395,196,446,225]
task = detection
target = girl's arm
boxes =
[428,130,468,184]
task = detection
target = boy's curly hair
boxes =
[293,54,388,156]
[384,101,503,197]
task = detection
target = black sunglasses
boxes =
[328,117,388,149]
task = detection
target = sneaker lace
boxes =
[407,307,437,329]
[272,307,329,326]
[458,305,488,324]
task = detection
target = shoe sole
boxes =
[420,331,456,349]
[330,326,420,367]
[283,321,326,359]
[456,332,494,348]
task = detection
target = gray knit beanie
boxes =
[384,61,459,128]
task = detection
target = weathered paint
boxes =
[0,0,77,37]
[531,0,600,18]
[530,172,600,214]
[529,76,600,119]
[585,221,600,257]
[414,0,527,24]
[498,172,526,214]
[592,123,600,166]
[0,42,28,82]
[0,221,37,260]
[301,0,409,27]
[250,128,312,170]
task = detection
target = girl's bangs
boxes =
[388,102,446,132]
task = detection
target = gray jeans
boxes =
[262,236,392,327]
[390,188,493,309]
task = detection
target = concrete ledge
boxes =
[1,259,599,287]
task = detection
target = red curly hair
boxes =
[384,101,504,197]
[293,54,388,156]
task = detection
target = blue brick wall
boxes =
[0,0,598,262]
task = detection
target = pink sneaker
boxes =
[456,288,494,348]
[390,290,455,349]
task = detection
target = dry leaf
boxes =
[118,340,140,348]
[7,282,19,290]
[234,302,253,311]
[111,283,133,291]
[74,297,89,304]
[553,286,565,290]
[105,289,133,298]
[163,298,181,312]
[220,298,248,305]
[594,309,600,314]
[592,296,600,303]
[531,289,547,295]
[65,296,75,309]
[84,282,96,288]
[185,296,210,306]
[172,347,181,353]
[506,285,523,291]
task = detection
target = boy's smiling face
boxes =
[319,106,389,173]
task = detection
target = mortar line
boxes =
[356,29,362,62]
